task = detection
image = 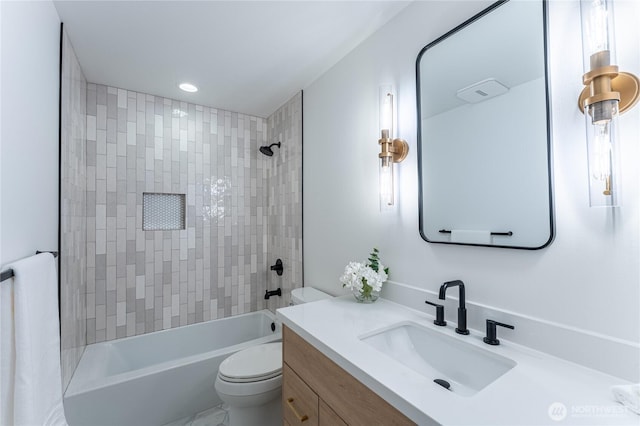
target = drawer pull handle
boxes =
[286,397,309,422]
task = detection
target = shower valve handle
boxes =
[270,259,283,276]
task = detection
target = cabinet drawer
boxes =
[283,363,319,426]
[319,399,347,426]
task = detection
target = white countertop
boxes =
[276,296,639,426]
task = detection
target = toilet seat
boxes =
[218,342,282,383]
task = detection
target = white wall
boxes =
[304,0,639,377]
[1,0,61,265]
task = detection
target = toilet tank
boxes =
[290,287,332,305]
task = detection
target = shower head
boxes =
[259,142,281,157]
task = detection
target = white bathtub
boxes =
[64,310,281,426]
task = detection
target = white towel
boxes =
[612,384,640,415]
[0,253,68,426]
[1,268,17,425]
[450,230,491,245]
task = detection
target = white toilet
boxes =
[214,287,332,426]
[290,287,333,305]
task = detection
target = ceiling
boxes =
[54,1,411,118]
[419,0,545,119]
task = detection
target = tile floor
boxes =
[163,403,229,426]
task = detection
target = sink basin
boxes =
[360,322,516,397]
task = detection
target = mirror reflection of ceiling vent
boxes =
[456,78,509,103]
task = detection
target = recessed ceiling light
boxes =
[179,82,198,93]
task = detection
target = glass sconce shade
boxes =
[379,155,394,209]
[585,102,620,206]
[379,87,396,211]
[377,86,408,211]
[578,0,633,207]
[380,86,394,137]
[580,0,615,67]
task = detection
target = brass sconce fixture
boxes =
[578,0,639,207]
[379,86,409,210]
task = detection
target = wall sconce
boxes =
[378,86,408,210]
[578,0,639,207]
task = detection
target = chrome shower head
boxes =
[259,142,281,157]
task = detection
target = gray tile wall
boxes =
[263,93,303,310]
[60,29,87,389]
[85,84,269,343]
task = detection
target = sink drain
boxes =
[433,379,451,390]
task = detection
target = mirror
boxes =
[416,0,553,249]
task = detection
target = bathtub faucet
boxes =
[264,288,282,300]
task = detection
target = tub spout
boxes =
[264,288,282,300]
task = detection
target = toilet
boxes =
[290,286,333,305]
[214,287,332,426]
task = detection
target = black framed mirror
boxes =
[416,0,553,249]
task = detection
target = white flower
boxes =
[377,262,388,283]
[340,259,388,293]
[339,261,365,291]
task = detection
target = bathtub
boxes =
[64,310,281,426]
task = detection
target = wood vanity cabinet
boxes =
[282,325,415,426]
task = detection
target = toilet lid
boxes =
[219,342,282,383]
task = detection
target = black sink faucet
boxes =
[438,280,469,335]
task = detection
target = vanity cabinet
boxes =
[282,326,414,426]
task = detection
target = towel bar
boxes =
[0,251,59,283]
[438,229,513,236]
